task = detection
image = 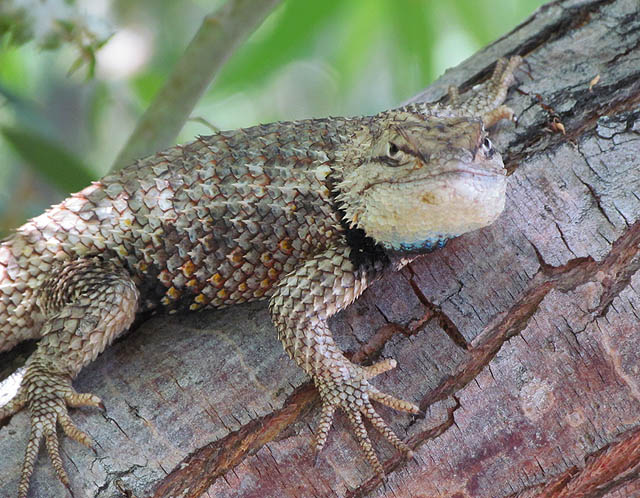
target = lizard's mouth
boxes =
[411,166,506,182]
[365,164,506,191]
[447,165,507,177]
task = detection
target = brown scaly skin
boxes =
[0,56,521,497]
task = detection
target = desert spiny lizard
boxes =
[0,56,522,497]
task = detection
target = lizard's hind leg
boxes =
[0,257,139,498]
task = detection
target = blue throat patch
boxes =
[382,237,449,253]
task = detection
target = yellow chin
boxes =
[358,174,506,248]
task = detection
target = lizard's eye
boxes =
[387,142,399,157]
[377,141,404,166]
[482,137,494,157]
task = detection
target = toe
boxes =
[0,390,27,420]
[345,409,384,477]
[361,358,396,379]
[66,390,104,410]
[18,426,44,498]
[59,411,94,447]
[44,430,71,490]
[361,401,412,455]
[368,385,420,414]
[314,402,336,455]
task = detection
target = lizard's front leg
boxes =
[269,245,419,476]
[0,258,139,498]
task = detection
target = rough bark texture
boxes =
[1,0,640,496]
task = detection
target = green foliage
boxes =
[213,0,345,95]
[0,0,112,78]
[0,3,31,46]
[212,0,544,103]
[0,82,96,193]
[1,125,94,193]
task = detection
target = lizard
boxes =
[0,55,522,497]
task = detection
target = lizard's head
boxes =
[334,108,507,252]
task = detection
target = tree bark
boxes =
[1,0,640,496]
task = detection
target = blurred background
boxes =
[0,0,546,236]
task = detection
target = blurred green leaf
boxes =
[0,45,30,96]
[131,71,167,105]
[0,5,31,46]
[213,0,345,93]
[1,126,95,193]
[386,2,436,99]
[450,0,545,47]
[331,2,383,94]
[448,0,493,46]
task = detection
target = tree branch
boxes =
[110,0,282,171]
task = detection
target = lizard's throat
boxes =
[340,173,507,252]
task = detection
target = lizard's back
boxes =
[0,118,352,349]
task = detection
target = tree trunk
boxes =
[1,0,639,496]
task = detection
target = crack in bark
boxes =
[407,275,469,351]
[509,425,640,498]
[420,217,640,410]
[571,169,618,230]
[150,316,414,496]
[150,381,317,498]
[503,67,640,171]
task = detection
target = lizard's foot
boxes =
[313,358,419,477]
[0,367,103,498]
[481,55,523,128]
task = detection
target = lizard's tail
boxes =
[0,234,41,352]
